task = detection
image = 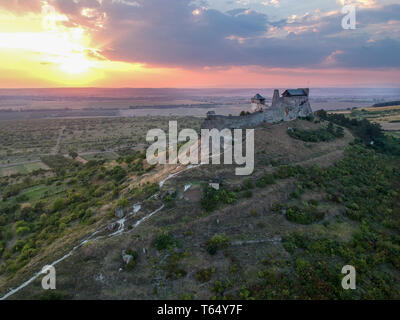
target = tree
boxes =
[69,150,78,159]
[327,122,335,135]
[52,198,66,212]
[336,126,345,138]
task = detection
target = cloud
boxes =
[336,0,377,8]
[262,0,280,8]
[1,0,400,70]
[0,0,43,13]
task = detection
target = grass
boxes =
[22,184,66,202]
[81,152,118,161]
[385,131,400,139]
[363,105,400,112]
[0,162,49,177]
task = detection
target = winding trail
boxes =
[0,160,201,300]
[0,131,248,299]
[52,126,65,155]
[0,229,102,300]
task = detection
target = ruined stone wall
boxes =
[277,97,313,122]
[201,112,265,130]
[201,102,312,130]
[201,89,314,130]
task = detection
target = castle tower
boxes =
[251,93,265,112]
[272,89,280,108]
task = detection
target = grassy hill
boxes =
[1,117,400,300]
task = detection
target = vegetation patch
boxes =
[206,234,230,255]
[287,122,344,142]
[154,232,179,251]
[125,249,139,271]
[195,268,215,283]
[285,205,325,225]
[201,186,236,212]
[316,109,400,155]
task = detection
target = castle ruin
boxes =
[202,88,313,130]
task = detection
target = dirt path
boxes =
[52,126,65,155]
[0,159,41,168]
[294,149,345,168]
[75,156,88,164]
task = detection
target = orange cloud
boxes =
[0,2,399,88]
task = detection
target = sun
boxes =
[0,4,98,77]
[58,53,95,74]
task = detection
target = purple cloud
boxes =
[2,0,400,70]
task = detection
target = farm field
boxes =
[0,162,50,177]
[0,116,203,169]
[329,105,400,137]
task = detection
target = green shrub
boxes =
[256,173,275,188]
[286,206,325,225]
[154,233,177,250]
[52,198,67,212]
[271,202,284,212]
[116,198,129,207]
[201,186,236,212]
[241,179,253,190]
[287,126,339,143]
[206,234,230,255]
[195,268,213,282]
[243,190,252,198]
[16,194,29,203]
[16,226,30,236]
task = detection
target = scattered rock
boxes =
[94,273,105,282]
[107,222,117,231]
[209,182,220,190]
[115,207,125,219]
[122,250,133,264]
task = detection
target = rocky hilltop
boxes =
[202,88,313,130]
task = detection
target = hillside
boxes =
[1,117,400,300]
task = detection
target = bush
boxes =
[271,202,284,212]
[256,173,275,188]
[286,206,325,225]
[206,242,218,255]
[154,233,177,250]
[16,226,31,236]
[116,198,129,207]
[241,179,253,190]
[109,166,127,182]
[206,234,230,255]
[122,249,139,271]
[195,268,214,282]
[243,190,253,198]
[201,186,236,212]
[52,198,67,212]
[287,126,338,142]
[273,165,301,179]
[16,194,29,203]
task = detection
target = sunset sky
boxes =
[0,0,399,88]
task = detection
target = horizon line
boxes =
[0,86,399,90]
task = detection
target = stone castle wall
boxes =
[201,89,313,130]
